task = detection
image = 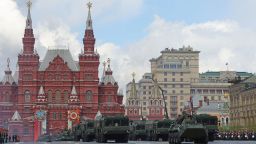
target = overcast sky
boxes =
[1,0,256,94]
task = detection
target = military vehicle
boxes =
[72,124,83,141]
[95,115,129,143]
[81,120,95,142]
[150,119,174,141]
[55,129,74,141]
[169,112,208,144]
[129,120,147,141]
[195,114,218,141]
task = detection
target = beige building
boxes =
[126,73,165,120]
[125,46,253,121]
[150,46,200,119]
[230,75,256,130]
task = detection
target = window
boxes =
[149,91,151,95]
[143,86,146,89]
[180,84,183,88]
[186,61,189,67]
[23,128,29,135]
[172,90,176,94]
[48,90,52,103]
[172,84,175,88]
[164,64,169,69]
[107,96,112,102]
[143,107,146,110]
[4,92,9,102]
[86,90,93,102]
[180,72,183,76]
[59,113,62,120]
[55,90,61,103]
[24,90,30,103]
[53,112,57,120]
[143,102,146,105]
[172,72,175,76]
[170,64,176,69]
[164,72,167,76]
[164,84,167,88]
[180,90,183,94]
[143,91,146,95]
[172,78,175,82]
[180,78,183,82]
[164,78,167,82]
[64,91,69,103]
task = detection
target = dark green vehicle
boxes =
[151,119,174,141]
[129,120,147,141]
[195,114,218,141]
[169,112,208,144]
[81,120,95,142]
[72,124,83,141]
[95,115,129,143]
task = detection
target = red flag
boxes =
[34,119,39,142]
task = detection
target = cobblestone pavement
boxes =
[9,140,256,144]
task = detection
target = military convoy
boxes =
[50,112,218,143]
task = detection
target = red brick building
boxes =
[0,2,124,142]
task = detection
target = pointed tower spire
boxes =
[130,72,137,98]
[26,0,33,29]
[2,58,15,85]
[22,0,35,54]
[37,85,47,103]
[86,2,93,30]
[101,61,106,82]
[83,1,96,54]
[69,85,79,103]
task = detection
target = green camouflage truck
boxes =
[95,115,129,143]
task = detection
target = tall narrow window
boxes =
[64,90,69,103]
[55,90,61,103]
[86,90,93,102]
[107,96,112,102]
[24,90,30,103]
[59,112,62,120]
[53,112,57,120]
[48,90,52,103]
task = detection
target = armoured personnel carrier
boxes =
[95,115,129,143]
[129,120,147,141]
[169,112,208,144]
[151,119,174,141]
[81,120,95,142]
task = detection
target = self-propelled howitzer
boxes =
[169,112,208,144]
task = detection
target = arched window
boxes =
[55,90,61,103]
[24,90,30,103]
[86,90,93,102]
[226,117,229,125]
[48,90,52,103]
[64,90,69,103]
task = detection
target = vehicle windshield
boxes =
[157,121,171,128]
[104,117,129,126]
[136,124,145,130]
